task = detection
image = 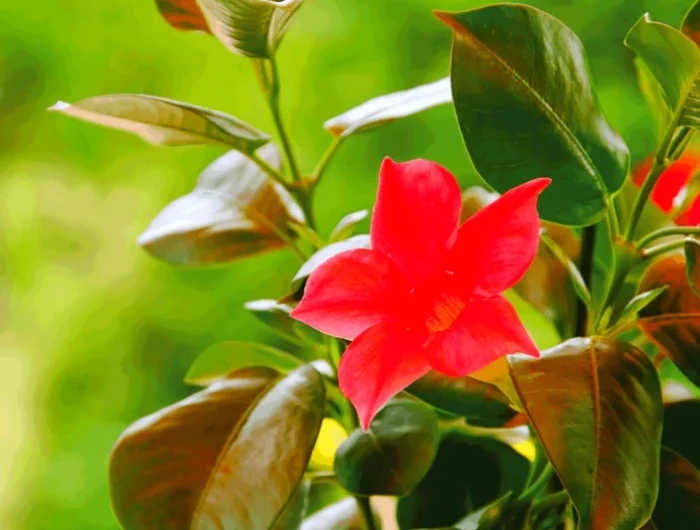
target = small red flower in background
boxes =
[291,158,551,429]
[633,151,700,225]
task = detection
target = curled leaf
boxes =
[155,0,210,32]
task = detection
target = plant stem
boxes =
[518,463,554,504]
[541,234,592,311]
[248,151,290,188]
[637,226,700,249]
[641,238,686,260]
[310,136,345,189]
[575,226,596,336]
[533,490,570,514]
[355,496,377,530]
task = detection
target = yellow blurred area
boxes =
[309,418,348,470]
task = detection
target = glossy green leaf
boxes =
[638,253,700,386]
[110,365,325,529]
[439,4,629,226]
[685,237,700,296]
[271,481,310,530]
[503,289,561,351]
[682,0,700,46]
[324,78,450,137]
[662,399,700,470]
[626,14,700,130]
[329,210,369,243]
[634,57,672,134]
[185,340,301,385]
[155,0,210,32]
[397,428,528,529]
[196,0,303,58]
[49,94,269,152]
[138,145,304,266]
[407,371,515,427]
[642,448,700,529]
[509,337,663,530]
[613,287,669,332]
[334,400,439,496]
[244,299,299,338]
[301,498,363,530]
[291,235,370,291]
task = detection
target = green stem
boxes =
[624,158,668,242]
[355,496,377,530]
[518,463,554,504]
[532,490,569,514]
[292,188,317,231]
[641,238,686,260]
[248,151,290,188]
[607,199,620,240]
[575,226,596,336]
[637,226,700,249]
[310,136,345,189]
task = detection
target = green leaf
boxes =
[334,400,439,496]
[271,481,310,530]
[662,399,700,470]
[329,210,369,243]
[625,15,700,130]
[138,145,304,266]
[155,0,210,32]
[638,253,700,386]
[196,0,303,58]
[644,447,700,529]
[407,372,516,427]
[49,94,269,152]
[509,337,663,530]
[614,287,669,331]
[324,78,451,137]
[396,428,528,529]
[634,57,672,134]
[685,237,700,296]
[301,498,363,530]
[244,299,299,338]
[291,235,370,291]
[503,289,561,351]
[110,364,325,530]
[683,1,700,46]
[438,4,629,226]
[185,341,301,386]
[453,493,514,530]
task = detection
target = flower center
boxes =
[424,292,466,332]
[406,270,467,333]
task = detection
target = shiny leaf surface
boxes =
[49,94,269,151]
[334,400,439,496]
[196,0,303,58]
[185,341,300,386]
[138,145,304,265]
[324,78,451,137]
[155,0,210,32]
[639,253,700,386]
[440,4,629,225]
[509,337,663,530]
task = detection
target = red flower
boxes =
[291,158,550,429]
[632,151,700,225]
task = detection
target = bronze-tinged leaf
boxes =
[49,94,270,152]
[110,365,326,530]
[646,447,700,528]
[155,0,210,33]
[196,0,303,58]
[638,253,700,386]
[461,186,580,337]
[509,337,663,530]
[138,144,305,266]
[685,237,700,296]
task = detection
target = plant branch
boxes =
[637,226,700,249]
[518,463,554,504]
[355,496,377,530]
[641,238,686,260]
[575,226,596,336]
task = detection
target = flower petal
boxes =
[338,322,431,430]
[371,158,462,284]
[450,178,550,296]
[633,155,700,214]
[427,295,539,377]
[291,248,409,340]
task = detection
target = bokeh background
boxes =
[0,0,692,527]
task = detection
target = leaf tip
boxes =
[433,10,456,28]
[48,101,70,112]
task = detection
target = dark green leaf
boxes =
[110,365,325,529]
[185,340,301,385]
[685,237,700,296]
[645,447,700,529]
[407,371,516,427]
[397,428,528,529]
[196,0,303,58]
[662,399,700,469]
[625,15,700,130]
[334,400,439,496]
[291,235,370,291]
[329,210,369,243]
[638,253,700,386]
[683,0,700,46]
[301,498,363,530]
[272,481,310,530]
[155,0,210,32]
[438,4,629,226]
[49,94,269,152]
[324,78,450,137]
[138,145,304,266]
[509,337,663,530]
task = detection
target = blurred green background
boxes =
[0,0,691,527]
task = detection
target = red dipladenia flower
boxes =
[633,151,700,225]
[291,158,551,429]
